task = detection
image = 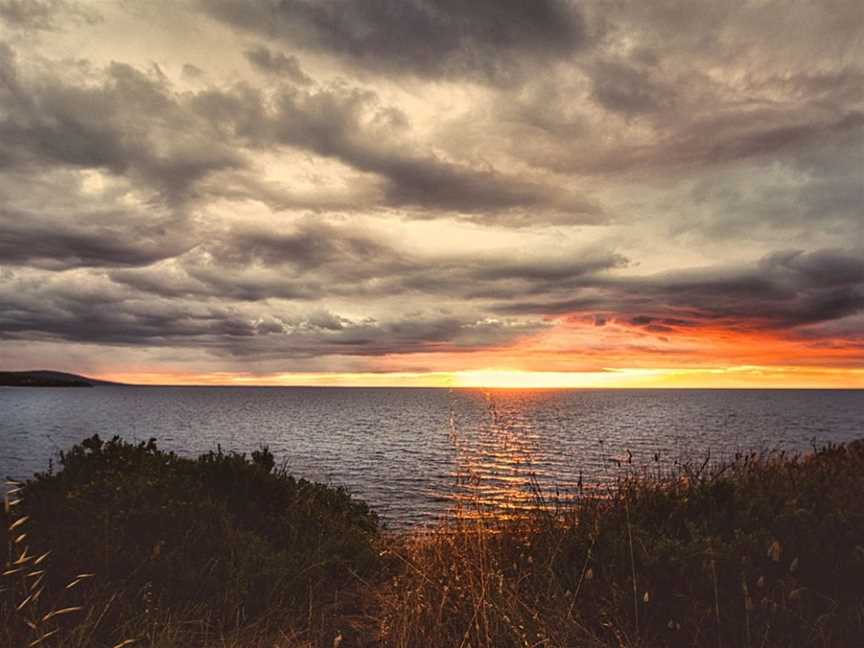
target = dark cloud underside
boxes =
[204,0,586,82]
[0,0,861,374]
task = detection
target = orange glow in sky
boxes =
[100,366,864,389]
[93,318,864,388]
[80,314,864,388]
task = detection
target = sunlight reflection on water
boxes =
[1,386,862,527]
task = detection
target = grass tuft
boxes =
[377,441,864,648]
[2,436,863,647]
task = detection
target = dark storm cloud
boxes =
[0,47,243,201]
[495,249,864,338]
[17,243,860,358]
[204,0,586,82]
[190,80,603,220]
[2,0,862,374]
[206,222,405,274]
[670,130,864,242]
[680,112,864,169]
[156,221,412,301]
[244,46,311,85]
[511,78,864,176]
[0,270,546,356]
[589,59,674,116]
[108,220,625,302]
[475,0,864,180]
[378,155,601,221]
[0,43,599,222]
[640,250,864,330]
[5,236,860,359]
[0,206,192,270]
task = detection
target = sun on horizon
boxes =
[90,366,864,390]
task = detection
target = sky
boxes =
[0,0,862,388]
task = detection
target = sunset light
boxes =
[1,3,862,645]
[95,366,864,389]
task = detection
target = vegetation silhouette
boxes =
[2,436,863,647]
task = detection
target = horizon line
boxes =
[8,367,864,390]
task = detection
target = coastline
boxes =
[3,436,862,647]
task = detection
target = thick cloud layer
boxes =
[0,0,861,381]
[204,0,586,82]
[495,249,864,332]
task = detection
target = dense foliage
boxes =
[2,436,863,647]
[1,435,379,647]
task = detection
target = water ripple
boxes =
[1,386,862,527]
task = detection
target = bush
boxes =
[1,435,380,647]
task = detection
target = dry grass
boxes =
[376,441,864,648]
[3,438,864,647]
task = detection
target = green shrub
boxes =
[1,435,380,647]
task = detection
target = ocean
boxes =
[1,386,861,526]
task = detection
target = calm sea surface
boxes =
[1,387,862,526]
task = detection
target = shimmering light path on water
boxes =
[1,387,862,526]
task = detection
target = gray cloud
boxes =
[204,0,587,83]
[1,0,862,376]
[495,249,864,340]
[204,221,405,277]
[589,59,674,117]
[0,43,600,222]
[502,73,864,177]
[8,243,860,361]
[0,206,193,270]
[0,47,243,201]
[671,131,864,244]
[181,63,205,80]
[189,79,603,220]
[0,268,546,357]
[105,219,625,303]
[244,46,312,85]
[458,0,864,182]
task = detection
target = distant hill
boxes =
[0,371,123,387]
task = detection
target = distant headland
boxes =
[0,371,122,388]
